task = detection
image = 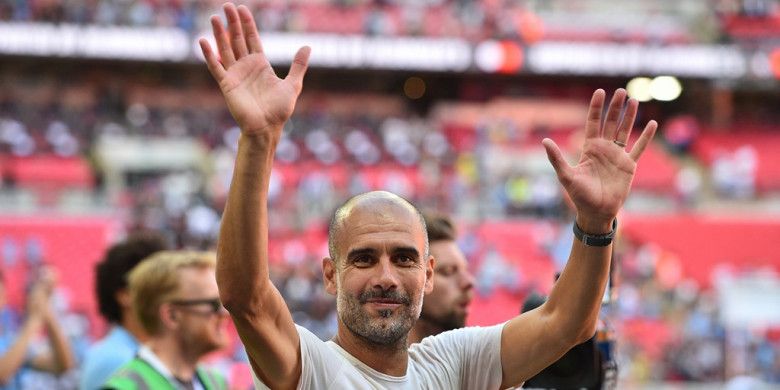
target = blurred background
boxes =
[1,0,779,388]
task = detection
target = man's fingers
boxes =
[602,88,626,140]
[238,5,264,54]
[200,38,226,81]
[615,98,638,145]
[211,15,235,68]
[542,138,572,184]
[224,3,249,59]
[584,89,606,139]
[629,120,658,162]
[286,46,311,92]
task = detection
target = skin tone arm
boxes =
[0,311,43,384]
[499,89,657,388]
[0,269,74,383]
[29,303,75,374]
[199,4,310,389]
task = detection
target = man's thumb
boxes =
[542,138,570,181]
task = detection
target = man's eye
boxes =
[353,257,372,266]
[396,255,414,265]
[438,266,457,276]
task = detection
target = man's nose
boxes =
[459,268,475,291]
[372,257,399,290]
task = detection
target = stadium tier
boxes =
[1,1,779,387]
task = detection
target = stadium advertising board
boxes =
[0,23,775,80]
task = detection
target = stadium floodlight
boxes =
[626,77,653,102]
[649,76,682,102]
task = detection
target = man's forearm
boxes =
[544,216,613,344]
[217,131,279,310]
[0,317,40,383]
[43,313,75,373]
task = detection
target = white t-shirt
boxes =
[253,324,506,390]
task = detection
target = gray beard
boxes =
[337,288,418,347]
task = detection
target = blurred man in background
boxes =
[103,251,228,390]
[0,267,75,389]
[409,212,475,344]
[80,232,169,390]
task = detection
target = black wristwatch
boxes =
[572,219,617,247]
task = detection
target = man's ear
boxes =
[424,255,435,294]
[159,303,178,330]
[115,289,131,308]
[322,257,338,296]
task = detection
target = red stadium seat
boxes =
[5,155,94,190]
[622,214,780,288]
[722,14,780,39]
[631,140,679,193]
[0,216,118,337]
[619,318,674,360]
[692,132,780,192]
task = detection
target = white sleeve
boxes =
[252,325,347,390]
[409,323,506,390]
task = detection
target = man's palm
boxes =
[565,139,637,220]
[199,4,310,137]
[542,89,657,227]
[220,55,298,135]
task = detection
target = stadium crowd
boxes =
[1,66,779,388]
[2,0,780,378]
[1,0,778,43]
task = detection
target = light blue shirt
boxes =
[0,307,24,390]
[79,326,139,390]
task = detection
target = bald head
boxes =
[328,191,428,263]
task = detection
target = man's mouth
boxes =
[358,290,410,306]
[457,296,473,311]
[367,298,402,304]
[365,298,403,309]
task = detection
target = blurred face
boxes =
[420,240,474,331]
[325,204,433,346]
[169,267,229,357]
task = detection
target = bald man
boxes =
[201,3,657,389]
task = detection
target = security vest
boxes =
[102,357,227,390]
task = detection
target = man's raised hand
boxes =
[199,3,310,137]
[541,89,657,231]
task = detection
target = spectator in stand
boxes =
[663,115,699,154]
[408,212,475,343]
[80,232,169,390]
[0,267,75,389]
[103,251,229,390]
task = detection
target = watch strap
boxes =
[573,219,617,247]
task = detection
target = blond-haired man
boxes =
[103,251,229,390]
